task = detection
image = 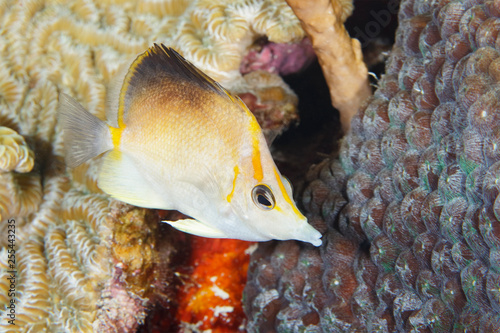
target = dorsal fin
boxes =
[116,44,234,126]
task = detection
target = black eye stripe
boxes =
[252,184,275,210]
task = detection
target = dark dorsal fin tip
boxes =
[118,43,242,124]
[129,43,231,99]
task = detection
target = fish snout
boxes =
[269,216,322,247]
[294,221,322,247]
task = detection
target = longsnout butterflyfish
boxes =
[58,43,322,247]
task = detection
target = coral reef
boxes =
[286,0,372,133]
[240,38,316,77]
[0,127,34,174]
[239,70,300,141]
[175,237,253,331]
[0,0,309,331]
[245,0,500,331]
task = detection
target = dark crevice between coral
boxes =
[31,137,63,186]
[272,59,341,197]
[346,0,401,89]
[138,212,193,333]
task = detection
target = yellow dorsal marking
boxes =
[227,165,239,202]
[273,168,302,217]
[247,112,263,182]
[117,49,155,127]
[237,97,264,183]
[112,47,158,146]
[109,126,124,148]
[251,136,263,182]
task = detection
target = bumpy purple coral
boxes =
[244,0,500,331]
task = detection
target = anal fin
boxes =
[164,218,228,238]
[98,150,169,209]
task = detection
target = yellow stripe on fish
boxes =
[227,165,239,203]
[249,118,264,183]
[273,168,302,217]
[57,43,322,247]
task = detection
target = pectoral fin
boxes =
[164,218,228,238]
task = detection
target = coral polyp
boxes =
[244,0,500,331]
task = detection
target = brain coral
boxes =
[244,0,500,331]
[0,0,308,331]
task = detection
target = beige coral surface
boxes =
[0,0,306,331]
[286,0,372,133]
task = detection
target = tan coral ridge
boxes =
[0,0,309,331]
[286,0,372,133]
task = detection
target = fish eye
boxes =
[252,184,275,210]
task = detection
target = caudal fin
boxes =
[58,93,113,168]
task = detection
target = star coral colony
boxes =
[6,218,16,325]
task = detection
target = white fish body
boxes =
[58,44,322,246]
